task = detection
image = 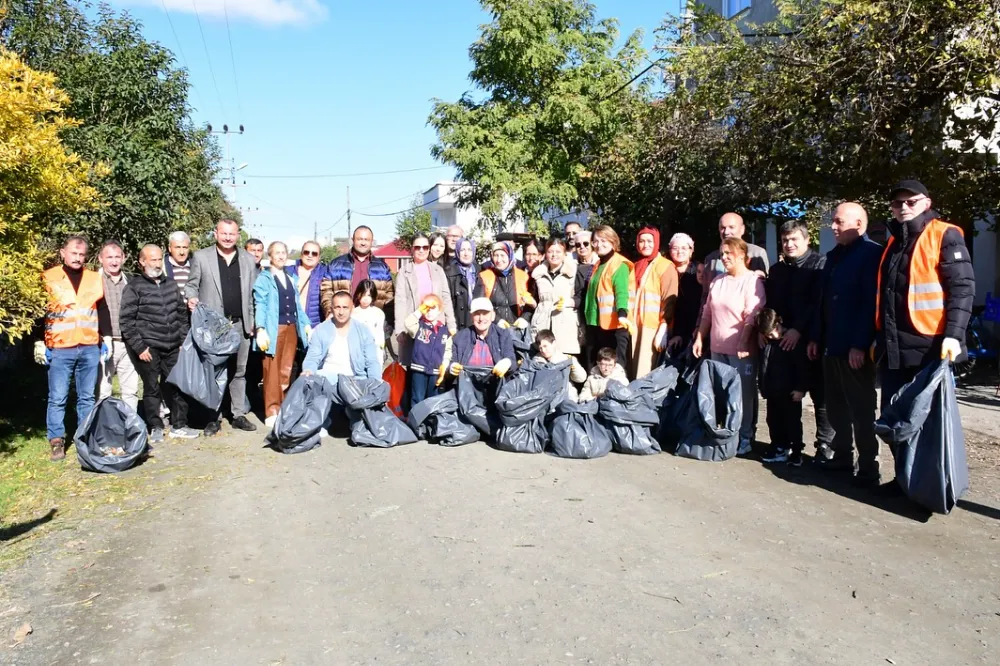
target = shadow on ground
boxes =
[0,508,58,542]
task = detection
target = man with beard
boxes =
[120,244,198,442]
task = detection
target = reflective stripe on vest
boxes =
[43,267,103,348]
[875,219,961,336]
[632,256,673,329]
[480,268,530,316]
[595,253,636,330]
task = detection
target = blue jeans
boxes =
[409,372,439,407]
[47,345,100,440]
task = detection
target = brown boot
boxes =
[49,437,66,462]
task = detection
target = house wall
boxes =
[699,0,780,27]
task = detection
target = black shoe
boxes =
[761,446,789,464]
[814,444,834,462]
[788,450,804,467]
[874,480,905,497]
[852,474,881,489]
[231,415,258,432]
[204,419,222,437]
[816,455,852,471]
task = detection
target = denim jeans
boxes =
[47,344,100,440]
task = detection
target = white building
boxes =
[422,182,527,240]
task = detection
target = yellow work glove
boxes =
[436,364,448,386]
[940,337,961,362]
[619,317,636,337]
[492,358,512,378]
[497,319,511,330]
[304,325,313,343]
[554,296,565,312]
[255,329,270,353]
[449,362,464,377]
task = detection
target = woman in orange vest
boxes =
[477,241,534,329]
[629,226,678,378]
[582,225,636,371]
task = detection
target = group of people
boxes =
[36,179,973,496]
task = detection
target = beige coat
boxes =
[530,261,580,355]
[393,260,455,367]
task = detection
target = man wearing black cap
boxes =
[875,180,974,482]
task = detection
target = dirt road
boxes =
[2,402,999,665]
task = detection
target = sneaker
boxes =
[816,455,852,471]
[204,419,222,437]
[320,428,329,438]
[149,428,165,444]
[814,443,834,461]
[264,415,277,429]
[49,437,66,462]
[169,426,200,440]
[737,439,753,457]
[788,450,804,467]
[231,415,258,432]
[761,446,789,464]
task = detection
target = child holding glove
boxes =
[404,294,453,406]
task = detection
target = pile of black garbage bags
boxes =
[266,357,750,463]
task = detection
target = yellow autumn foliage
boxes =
[0,48,102,344]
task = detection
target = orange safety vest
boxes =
[596,253,636,331]
[632,255,675,330]
[875,219,962,336]
[43,266,103,349]
[480,267,530,316]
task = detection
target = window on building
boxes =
[724,0,752,18]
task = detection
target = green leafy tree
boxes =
[2,0,231,259]
[429,0,646,231]
[320,244,340,263]
[393,197,433,249]
[0,48,101,343]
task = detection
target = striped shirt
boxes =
[168,257,191,295]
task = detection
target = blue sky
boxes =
[107,1,682,250]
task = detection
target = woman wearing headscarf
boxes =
[531,238,580,356]
[666,232,703,354]
[476,241,534,328]
[582,225,636,370]
[445,238,481,330]
[629,226,678,378]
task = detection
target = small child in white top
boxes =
[531,329,586,402]
[350,280,386,367]
[578,346,629,402]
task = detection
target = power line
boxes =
[159,0,207,113]
[319,210,349,235]
[191,0,228,119]
[601,57,667,101]
[353,184,471,218]
[245,165,450,179]
[354,190,423,211]
[222,0,244,121]
[245,193,316,224]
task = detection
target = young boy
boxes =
[757,308,809,466]
[532,329,586,401]
[404,294,452,406]
[578,347,629,402]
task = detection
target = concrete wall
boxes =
[699,0,780,28]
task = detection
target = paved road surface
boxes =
[2,403,999,665]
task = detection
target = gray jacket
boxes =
[184,246,257,337]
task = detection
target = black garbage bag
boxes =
[494,364,568,453]
[597,380,663,455]
[511,325,534,364]
[549,399,613,459]
[73,398,148,473]
[457,367,501,437]
[267,375,337,454]
[875,361,969,514]
[658,358,701,450]
[408,390,480,446]
[167,305,242,410]
[673,360,742,462]
[337,375,417,448]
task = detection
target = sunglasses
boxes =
[413,245,430,251]
[890,196,927,210]
[578,241,590,247]
[302,250,319,257]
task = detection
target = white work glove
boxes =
[304,325,313,343]
[496,319,511,330]
[255,328,270,353]
[34,341,50,366]
[941,337,961,362]
[492,358,512,378]
[513,318,529,330]
[101,336,113,363]
[653,323,668,352]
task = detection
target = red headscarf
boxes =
[633,226,661,286]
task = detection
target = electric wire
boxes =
[222,0,244,121]
[160,0,207,113]
[191,0,228,119]
[245,165,449,179]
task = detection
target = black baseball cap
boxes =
[889,180,929,200]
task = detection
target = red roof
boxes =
[373,239,409,258]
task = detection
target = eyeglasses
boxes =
[890,196,927,210]
[578,241,590,248]
[412,245,430,251]
[302,250,319,257]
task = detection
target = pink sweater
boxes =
[700,271,766,355]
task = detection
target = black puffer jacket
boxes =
[877,209,975,369]
[766,249,825,341]
[445,261,481,330]
[120,272,191,353]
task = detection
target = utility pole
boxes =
[313,221,318,242]
[207,124,246,203]
[346,186,352,238]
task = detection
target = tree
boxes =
[2,1,231,260]
[320,244,340,263]
[393,197,433,249]
[657,0,1000,230]
[429,0,646,231]
[0,48,101,343]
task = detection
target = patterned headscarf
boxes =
[491,241,515,277]
[455,238,478,304]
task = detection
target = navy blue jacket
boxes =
[452,324,516,367]
[813,234,883,358]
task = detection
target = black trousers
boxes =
[587,325,631,371]
[824,356,879,479]
[806,359,835,449]
[129,346,189,430]
[765,395,804,453]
